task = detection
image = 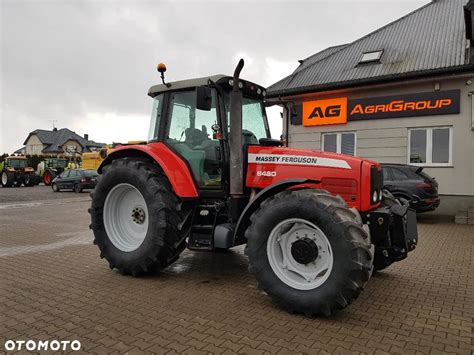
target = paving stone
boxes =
[0,195,473,354]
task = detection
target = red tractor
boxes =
[90,60,417,315]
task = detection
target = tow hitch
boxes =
[362,199,418,271]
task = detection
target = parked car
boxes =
[381,163,440,213]
[51,169,98,193]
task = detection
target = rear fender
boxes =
[233,178,319,245]
[98,142,198,198]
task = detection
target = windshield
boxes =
[7,159,27,168]
[224,95,270,142]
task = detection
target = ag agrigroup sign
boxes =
[301,90,460,126]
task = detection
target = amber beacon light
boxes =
[157,63,170,87]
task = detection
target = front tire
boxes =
[24,172,35,186]
[245,189,372,316]
[52,183,60,192]
[89,158,192,276]
[74,184,82,193]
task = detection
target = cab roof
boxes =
[148,74,266,98]
[6,156,27,160]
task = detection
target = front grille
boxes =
[370,165,383,204]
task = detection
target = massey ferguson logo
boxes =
[303,98,347,126]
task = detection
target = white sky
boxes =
[0,0,428,153]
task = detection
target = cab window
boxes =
[224,95,270,144]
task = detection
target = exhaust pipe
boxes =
[229,59,244,198]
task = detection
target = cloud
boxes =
[73,111,150,144]
[0,0,428,153]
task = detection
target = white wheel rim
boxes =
[266,218,334,290]
[2,172,7,185]
[103,183,149,252]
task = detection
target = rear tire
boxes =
[43,170,55,186]
[245,189,372,316]
[89,158,192,276]
[74,184,82,193]
[1,171,14,187]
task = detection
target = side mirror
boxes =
[196,86,212,111]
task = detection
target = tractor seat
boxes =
[185,127,208,147]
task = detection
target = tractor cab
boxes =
[147,72,273,190]
[5,156,28,169]
[45,158,68,169]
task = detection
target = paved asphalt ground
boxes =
[0,185,473,354]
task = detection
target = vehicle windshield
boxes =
[7,159,27,168]
[83,170,99,177]
[224,94,270,143]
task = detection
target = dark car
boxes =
[382,163,440,213]
[51,169,98,193]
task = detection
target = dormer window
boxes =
[359,50,383,64]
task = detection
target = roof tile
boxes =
[268,0,470,96]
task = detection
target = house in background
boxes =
[13,147,26,155]
[268,0,474,216]
[22,128,104,156]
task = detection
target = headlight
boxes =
[379,189,383,201]
[373,191,378,203]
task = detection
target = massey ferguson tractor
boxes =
[89,60,417,316]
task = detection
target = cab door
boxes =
[164,89,224,190]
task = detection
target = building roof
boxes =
[23,128,104,153]
[268,0,473,97]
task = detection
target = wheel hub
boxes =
[103,183,149,252]
[132,207,146,224]
[291,237,319,264]
[266,218,334,290]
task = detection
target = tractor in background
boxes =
[1,156,36,187]
[89,60,418,316]
[39,158,69,186]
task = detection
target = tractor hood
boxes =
[245,145,381,211]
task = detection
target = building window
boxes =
[359,50,383,64]
[408,127,452,166]
[322,132,356,156]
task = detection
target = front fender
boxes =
[98,142,198,198]
[233,178,320,245]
